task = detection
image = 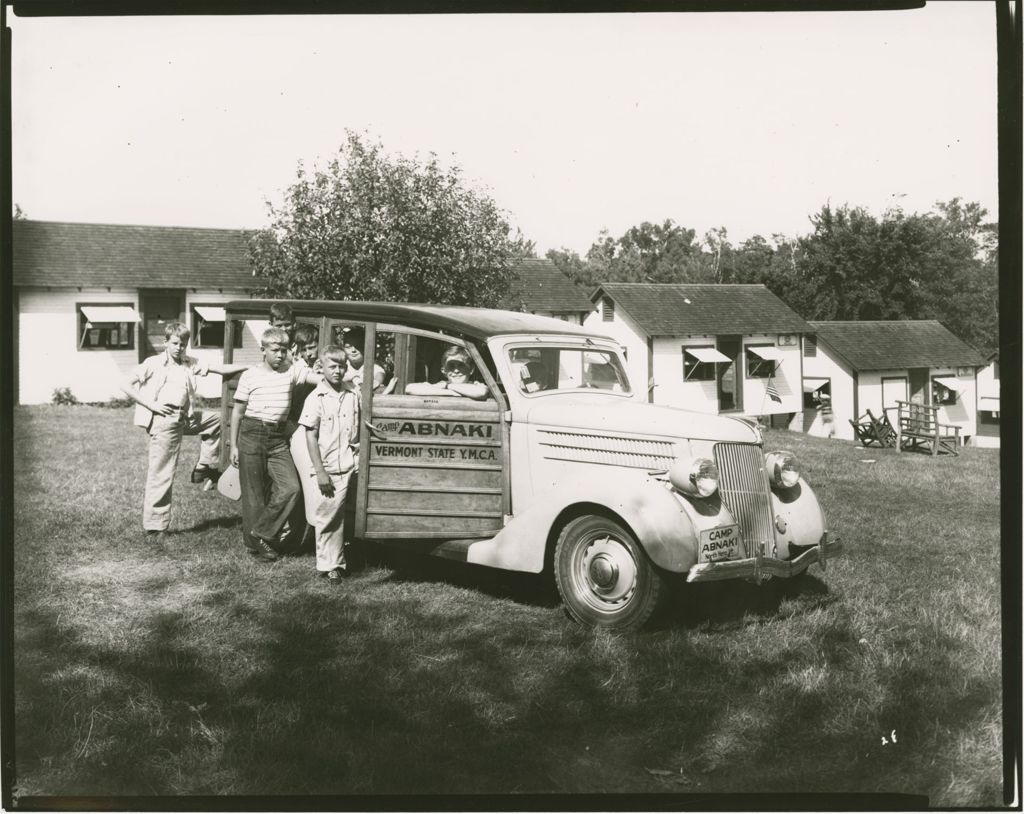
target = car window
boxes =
[508,346,630,394]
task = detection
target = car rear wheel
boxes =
[554,515,668,631]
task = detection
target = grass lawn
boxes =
[11,406,1004,804]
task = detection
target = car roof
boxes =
[224,299,606,343]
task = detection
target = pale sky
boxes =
[10,4,998,255]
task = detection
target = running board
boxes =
[372,537,494,562]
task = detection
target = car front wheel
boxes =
[554,515,668,631]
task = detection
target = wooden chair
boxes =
[895,401,961,456]
[849,409,897,448]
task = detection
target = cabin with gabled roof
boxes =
[803,320,989,444]
[12,219,259,404]
[508,258,593,324]
[584,282,812,421]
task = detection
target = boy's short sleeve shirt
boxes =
[129,353,210,427]
[298,382,360,474]
[235,363,320,422]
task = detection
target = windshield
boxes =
[507,346,631,395]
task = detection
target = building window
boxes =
[932,375,958,406]
[745,345,780,379]
[77,304,137,351]
[683,346,726,382]
[601,298,614,321]
[803,335,817,357]
[802,378,830,409]
[191,304,242,349]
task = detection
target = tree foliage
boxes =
[547,199,998,352]
[548,220,715,288]
[791,200,998,350]
[249,131,533,307]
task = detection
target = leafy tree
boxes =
[547,220,716,287]
[545,247,591,287]
[249,131,532,308]
[793,201,998,350]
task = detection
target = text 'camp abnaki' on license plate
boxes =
[698,524,741,562]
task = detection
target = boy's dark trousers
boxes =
[238,416,301,552]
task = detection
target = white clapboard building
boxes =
[13,220,261,404]
[801,320,989,444]
[584,283,811,422]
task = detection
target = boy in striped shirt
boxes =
[229,327,321,561]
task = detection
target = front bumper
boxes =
[686,533,843,584]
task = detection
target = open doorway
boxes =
[716,336,742,412]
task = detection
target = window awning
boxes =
[746,345,782,360]
[685,347,731,363]
[932,376,960,391]
[979,396,1000,410]
[194,305,226,322]
[802,377,829,393]
[80,305,139,324]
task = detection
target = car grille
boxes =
[713,442,775,557]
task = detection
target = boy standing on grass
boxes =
[298,345,360,582]
[229,327,321,562]
[122,321,247,544]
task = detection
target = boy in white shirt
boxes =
[298,345,360,582]
[122,321,247,543]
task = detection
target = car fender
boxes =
[770,476,827,559]
[465,475,738,574]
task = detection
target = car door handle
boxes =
[365,420,388,440]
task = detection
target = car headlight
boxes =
[765,450,800,489]
[669,456,719,498]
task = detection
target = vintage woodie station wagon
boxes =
[219,300,843,630]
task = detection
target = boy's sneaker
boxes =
[144,529,168,545]
[191,465,220,484]
[319,567,347,583]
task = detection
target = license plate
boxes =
[698,524,741,563]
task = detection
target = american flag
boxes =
[766,378,782,403]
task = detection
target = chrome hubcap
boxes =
[577,534,638,608]
[589,555,618,588]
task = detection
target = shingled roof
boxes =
[509,258,593,314]
[12,220,257,289]
[592,283,811,336]
[809,320,988,371]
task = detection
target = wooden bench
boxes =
[895,401,961,456]
[849,409,897,448]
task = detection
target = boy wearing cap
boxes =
[406,346,489,400]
